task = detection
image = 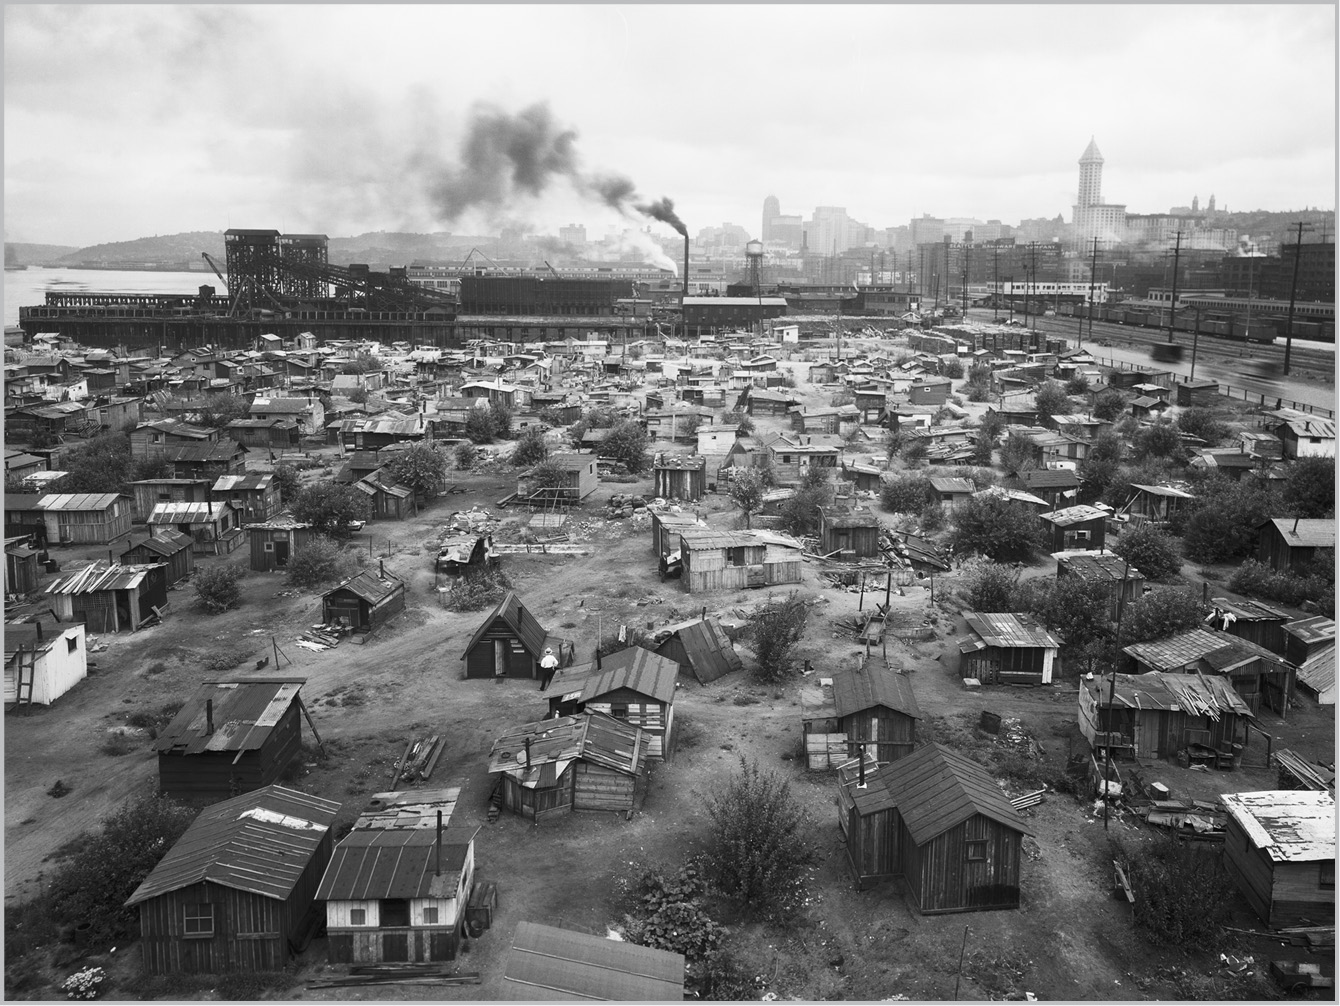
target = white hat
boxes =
[545,647,553,654]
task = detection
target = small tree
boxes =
[488,400,514,439]
[964,364,993,402]
[951,494,1045,563]
[721,409,755,436]
[780,477,831,538]
[453,440,478,469]
[1181,477,1281,563]
[195,394,250,430]
[1035,381,1074,426]
[1093,389,1126,421]
[703,756,816,920]
[1132,420,1183,462]
[1283,456,1335,519]
[1120,587,1208,646]
[602,420,651,474]
[525,457,567,490]
[1115,835,1237,952]
[901,438,928,464]
[194,562,244,614]
[1000,431,1035,473]
[272,462,302,503]
[1111,525,1182,580]
[286,536,356,589]
[1065,372,1091,396]
[347,386,370,405]
[381,442,448,497]
[958,559,1020,612]
[749,592,808,683]
[511,427,549,467]
[567,419,589,447]
[880,472,932,514]
[290,483,372,539]
[727,468,767,528]
[1019,576,1113,672]
[1175,408,1228,446]
[943,357,965,379]
[464,408,495,444]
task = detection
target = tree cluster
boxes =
[381,443,448,497]
[599,420,652,474]
[950,494,1045,563]
[289,483,372,539]
[749,592,808,683]
[464,401,514,444]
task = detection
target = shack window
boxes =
[183,903,214,937]
[422,906,439,924]
[380,899,410,927]
[965,840,988,863]
[349,908,367,926]
[67,637,77,654]
[728,547,748,567]
[610,704,628,720]
[263,542,274,552]
[1322,860,1335,889]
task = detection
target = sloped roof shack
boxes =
[650,616,743,685]
[154,678,307,756]
[540,646,678,706]
[503,921,685,1001]
[315,826,479,902]
[1221,790,1335,863]
[488,712,644,783]
[462,591,548,660]
[832,657,923,720]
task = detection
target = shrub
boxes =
[1114,835,1236,952]
[1093,389,1126,421]
[511,427,549,467]
[1229,559,1334,612]
[487,400,514,439]
[1120,587,1208,646]
[721,410,755,436]
[950,494,1045,563]
[286,535,356,589]
[829,388,856,406]
[618,860,724,961]
[1282,456,1335,518]
[601,420,652,474]
[453,441,478,469]
[999,431,1035,474]
[525,457,568,491]
[1175,408,1229,446]
[272,462,302,503]
[703,756,815,921]
[442,565,512,612]
[692,949,759,1001]
[749,592,808,683]
[193,563,243,614]
[880,473,932,514]
[1181,477,1281,563]
[958,559,1020,612]
[943,358,965,379]
[46,790,197,946]
[1110,525,1182,580]
[1132,420,1183,461]
[1065,373,1090,395]
[780,478,831,537]
[464,408,496,444]
[381,442,448,496]
[919,499,946,533]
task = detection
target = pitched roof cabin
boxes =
[45,561,169,633]
[1209,596,1293,655]
[317,790,477,966]
[1038,504,1108,552]
[958,612,1062,685]
[121,529,195,585]
[1221,790,1335,928]
[836,743,1032,909]
[1078,671,1255,763]
[126,785,341,975]
[1255,518,1336,574]
[800,656,921,770]
[539,646,678,760]
[487,712,647,820]
[153,678,311,804]
[321,565,406,635]
[503,921,685,1001]
[817,506,882,559]
[461,591,575,681]
[37,492,132,545]
[649,615,743,684]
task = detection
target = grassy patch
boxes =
[98,731,139,756]
[123,701,183,739]
[204,649,251,673]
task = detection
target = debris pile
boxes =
[296,623,348,652]
[391,735,446,787]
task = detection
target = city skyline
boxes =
[5,5,1335,249]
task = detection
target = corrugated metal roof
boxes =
[45,562,160,594]
[462,592,549,660]
[147,501,232,524]
[488,713,643,784]
[1130,483,1195,499]
[152,678,307,755]
[1039,505,1107,527]
[315,826,476,901]
[123,530,193,556]
[651,617,742,684]
[36,492,122,511]
[1220,790,1335,862]
[831,656,922,720]
[1296,646,1335,700]
[353,789,461,831]
[846,743,1032,844]
[677,526,761,551]
[503,921,685,1002]
[325,568,405,605]
[540,647,678,705]
[1264,518,1336,549]
[962,612,1062,650]
[212,473,274,492]
[1057,553,1144,583]
[125,785,339,905]
[1082,671,1254,718]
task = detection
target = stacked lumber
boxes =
[306,965,482,989]
[390,735,445,787]
[297,624,344,651]
[1272,749,1334,791]
[1279,925,1335,948]
[1010,789,1046,811]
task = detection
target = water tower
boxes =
[745,239,764,296]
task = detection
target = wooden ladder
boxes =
[13,647,36,710]
[486,776,504,823]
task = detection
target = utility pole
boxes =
[961,240,970,317]
[1190,308,1202,381]
[1104,556,1130,833]
[1029,241,1039,329]
[992,243,1000,321]
[1165,230,1183,343]
[1283,221,1312,376]
[1085,237,1100,345]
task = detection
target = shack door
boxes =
[274,540,290,567]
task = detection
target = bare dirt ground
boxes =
[6,371,1334,1002]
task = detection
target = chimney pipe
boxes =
[1293,517,1300,535]
[206,698,214,735]
[379,559,384,578]
[858,748,866,787]
[35,621,43,642]
[436,810,442,876]
[683,235,690,306]
[524,736,532,771]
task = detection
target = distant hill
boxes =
[56,231,226,269]
[1211,209,1334,249]
[5,242,80,266]
[327,232,492,267]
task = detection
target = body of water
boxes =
[4,267,212,327]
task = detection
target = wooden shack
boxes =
[1176,379,1220,407]
[4,536,42,596]
[1123,483,1195,527]
[4,493,48,545]
[836,743,1031,910]
[1056,552,1145,622]
[1295,647,1335,705]
[1123,627,1296,715]
[1255,518,1336,574]
[322,565,406,635]
[817,507,882,560]
[246,512,314,572]
[1220,790,1335,929]
[652,454,706,502]
[540,646,677,760]
[649,615,743,685]
[147,501,242,555]
[37,492,131,545]
[1078,671,1256,762]
[1010,469,1080,511]
[677,526,803,593]
[461,591,575,680]
[927,477,974,510]
[503,921,685,1001]
[211,473,281,524]
[527,453,598,501]
[958,612,1062,685]
[1038,504,1108,552]
[3,620,87,706]
[651,511,701,558]
[1210,597,1293,656]
[318,791,476,965]
[487,713,646,820]
[129,479,212,523]
[45,561,168,633]
[1282,616,1336,667]
[800,656,921,770]
[122,530,195,585]
[126,786,340,974]
[153,677,312,803]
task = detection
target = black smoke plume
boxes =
[635,196,688,237]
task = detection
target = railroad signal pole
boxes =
[1283,221,1314,376]
[1085,237,1100,345]
[1165,230,1183,343]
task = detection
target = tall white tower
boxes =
[1077,137,1103,208]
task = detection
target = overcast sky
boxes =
[4,4,1335,249]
